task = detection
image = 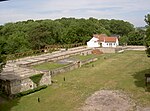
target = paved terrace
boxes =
[0,46,92,80]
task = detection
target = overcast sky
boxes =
[0,0,150,27]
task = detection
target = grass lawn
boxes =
[32,54,97,71]
[71,54,98,61]
[32,62,67,70]
[0,51,150,111]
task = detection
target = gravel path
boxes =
[79,90,150,111]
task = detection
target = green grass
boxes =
[72,54,98,61]
[32,54,97,71]
[32,62,67,70]
[29,74,44,86]
[1,51,150,111]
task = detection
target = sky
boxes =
[0,0,150,27]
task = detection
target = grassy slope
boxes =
[0,51,150,111]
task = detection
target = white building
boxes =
[87,37,100,48]
[87,34,119,48]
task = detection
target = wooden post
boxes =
[63,77,65,81]
[38,97,40,102]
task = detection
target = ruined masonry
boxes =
[0,46,92,95]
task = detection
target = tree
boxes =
[145,14,150,56]
[0,41,6,73]
[119,36,128,46]
[109,19,134,36]
[0,55,6,73]
[127,31,144,45]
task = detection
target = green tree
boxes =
[145,14,150,56]
[0,55,6,73]
[4,32,29,54]
[0,40,6,72]
[127,31,144,45]
[119,36,128,46]
[109,19,134,36]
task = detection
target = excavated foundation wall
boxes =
[0,72,51,95]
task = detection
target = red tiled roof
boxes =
[93,34,117,42]
[104,37,117,42]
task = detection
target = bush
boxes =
[146,47,150,57]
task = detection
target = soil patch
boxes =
[79,90,150,111]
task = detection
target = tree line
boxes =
[0,17,146,55]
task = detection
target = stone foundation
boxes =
[0,72,51,95]
[0,47,93,96]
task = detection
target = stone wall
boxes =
[80,50,92,56]
[10,78,35,94]
[18,49,92,67]
[99,48,116,53]
[96,47,123,53]
[0,72,51,95]
[81,58,98,65]
[0,79,11,95]
[39,72,51,86]
[50,62,80,76]
[115,47,124,52]
[49,58,98,76]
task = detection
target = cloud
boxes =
[0,0,150,26]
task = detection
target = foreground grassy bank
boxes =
[0,51,150,111]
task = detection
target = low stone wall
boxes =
[18,48,92,67]
[10,78,36,95]
[99,48,116,53]
[96,47,123,53]
[49,58,98,76]
[81,58,98,65]
[0,72,51,95]
[0,79,11,95]
[50,62,79,76]
[80,50,92,56]
[115,47,124,52]
[39,72,51,86]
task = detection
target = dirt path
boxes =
[79,90,150,111]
